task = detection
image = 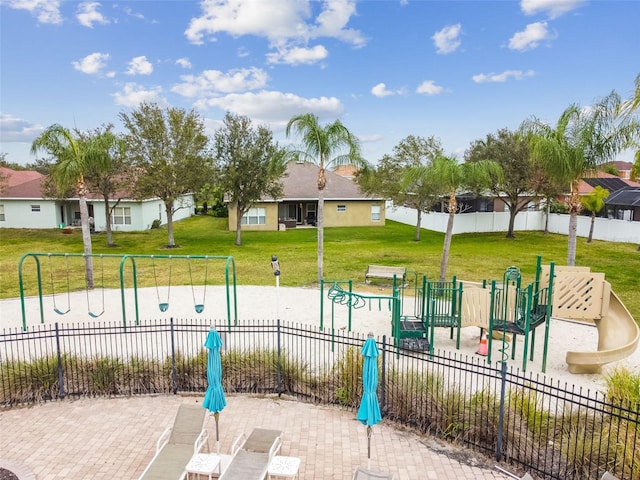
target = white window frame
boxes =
[31,204,41,212]
[371,205,381,221]
[241,207,266,225]
[0,204,4,221]
[337,204,347,213]
[112,206,132,225]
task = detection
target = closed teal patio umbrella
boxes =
[203,328,226,453]
[356,332,382,469]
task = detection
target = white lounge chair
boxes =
[352,466,394,479]
[138,403,207,480]
[601,472,620,480]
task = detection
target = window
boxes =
[112,206,132,225]
[31,205,41,212]
[0,204,4,221]
[241,207,266,225]
[337,205,346,212]
[371,205,381,221]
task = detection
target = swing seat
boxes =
[194,304,204,314]
[54,307,70,315]
[159,303,169,312]
[88,310,104,318]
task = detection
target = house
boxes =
[578,172,640,221]
[227,162,386,231]
[606,160,633,180]
[0,167,194,230]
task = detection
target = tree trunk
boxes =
[235,204,243,246]
[78,193,94,289]
[566,183,581,266]
[317,188,325,283]
[506,206,517,238]
[439,190,456,282]
[544,199,550,234]
[165,202,175,247]
[587,213,595,243]
[415,208,422,241]
[103,194,113,246]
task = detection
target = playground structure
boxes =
[323,256,639,374]
[17,253,238,331]
[539,265,640,374]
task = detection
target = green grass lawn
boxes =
[1,216,638,322]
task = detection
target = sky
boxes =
[1,0,639,167]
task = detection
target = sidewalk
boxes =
[0,394,518,480]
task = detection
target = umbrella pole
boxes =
[215,411,220,454]
[367,425,372,470]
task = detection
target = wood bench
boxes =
[365,265,406,284]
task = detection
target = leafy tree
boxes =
[120,102,212,248]
[196,183,228,217]
[632,150,640,182]
[581,185,609,243]
[286,113,364,282]
[465,128,543,238]
[522,89,639,265]
[425,156,501,282]
[82,125,131,247]
[214,112,287,246]
[31,125,111,287]
[358,135,442,241]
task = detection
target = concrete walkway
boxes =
[0,394,519,480]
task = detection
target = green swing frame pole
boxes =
[18,253,45,331]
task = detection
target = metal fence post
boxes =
[170,318,177,394]
[496,360,508,461]
[55,322,65,399]
[277,318,282,396]
[381,335,387,415]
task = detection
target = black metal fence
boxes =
[1,319,637,480]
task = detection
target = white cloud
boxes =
[112,83,167,107]
[176,57,192,69]
[0,113,44,142]
[371,83,395,98]
[172,67,269,98]
[508,22,556,50]
[184,0,365,63]
[72,52,110,75]
[197,90,344,131]
[266,45,329,65]
[76,2,109,28]
[4,0,63,24]
[126,56,153,76]
[416,80,444,95]
[311,0,366,47]
[185,0,312,45]
[521,0,586,19]
[472,69,536,83]
[432,24,462,54]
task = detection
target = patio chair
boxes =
[601,472,620,480]
[138,403,207,480]
[352,466,394,479]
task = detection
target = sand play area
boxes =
[2,280,639,394]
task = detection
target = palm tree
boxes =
[522,92,639,265]
[581,185,609,243]
[82,126,128,247]
[31,124,110,288]
[427,156,501,282]
[285,113,364,282]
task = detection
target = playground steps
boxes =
[400,338,430,352]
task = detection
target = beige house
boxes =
[228,162,385,231]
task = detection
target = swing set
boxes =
[18,253,237,331]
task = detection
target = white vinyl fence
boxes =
[386,205,640,244]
